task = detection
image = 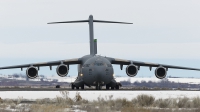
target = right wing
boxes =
[0,58,81,70]
[106,57,200,71]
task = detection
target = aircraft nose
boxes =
[94,67,105,82]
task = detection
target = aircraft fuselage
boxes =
[74,55,115,87]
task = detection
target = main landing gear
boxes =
[71,83,75,89]
[106,83,121,90]
[81,85,84,89]
[71,83,85,90]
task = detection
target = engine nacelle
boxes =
[155,66,167,79]
[56,64,69,77]
[26,66,38,79]
[126,64,138,77]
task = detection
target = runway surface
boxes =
[0,87,141,91]
[0,87,199,91]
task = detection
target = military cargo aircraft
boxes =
[1,15,200,90]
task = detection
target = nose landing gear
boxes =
[96,83,102,90]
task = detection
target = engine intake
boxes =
[155,66,167,79]
[56,64,68,77]
[26,66,38,79]
[126,64,138,77]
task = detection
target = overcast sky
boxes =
[0,0,200,78]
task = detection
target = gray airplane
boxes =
[1,15,200,90]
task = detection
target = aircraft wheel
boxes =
[96,85,98,90]
[81,85,84,89]
[115,85,119,90]
[76,87,79,89]
[71,84,74,89]
[98,86,102,90]
[56,85,60,88]
[111,87,114,90]
[95,85,101,90]
[106,85,110,90]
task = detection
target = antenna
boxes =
[48,15,133,55]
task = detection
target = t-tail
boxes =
[48,15,133,55]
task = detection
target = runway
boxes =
[0,87,199,91]
[0,87,138,91]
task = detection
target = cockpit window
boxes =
[94,63,103,66]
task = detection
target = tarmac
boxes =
[0,87,199,91]
[0,87,134,91]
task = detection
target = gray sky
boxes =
[1,0,200,78]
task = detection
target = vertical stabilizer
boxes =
[48,15,132,56]
[94,39,97,54]
[88,15,95,55]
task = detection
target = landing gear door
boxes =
[77,64,82,75]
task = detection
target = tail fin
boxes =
[48,15,132,55]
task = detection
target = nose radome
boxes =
[94,67,104,82]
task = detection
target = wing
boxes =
[106,57,200,71]
[0,58,81,70]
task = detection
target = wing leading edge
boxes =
[0,58,81,70]
[106,57,200,71]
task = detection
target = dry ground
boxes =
[0,91,200,112]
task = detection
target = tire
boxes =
[76,87,79,89]
[115,85,119,90]
[106,85,110,90]
[81,85,84,89]
[98,86,102,90]
[56,85,60,88]
[111,87,114,90]
[96,85,98,90]
[95,85,101,90]
[71,84,74,89]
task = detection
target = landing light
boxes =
[113,74,115,76]
[80,74,83,76]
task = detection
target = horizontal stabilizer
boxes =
[48,20,88,24]
[48,20,132,24]
[93,20,133,24]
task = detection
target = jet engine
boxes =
[56,64,69,77]
[126,64,138,77]
[155,66,167,79]
[26,66,38,79]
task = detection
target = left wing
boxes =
[0,58,81,70]
[106,57,200,71]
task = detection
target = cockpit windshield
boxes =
[94,62,103,66]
